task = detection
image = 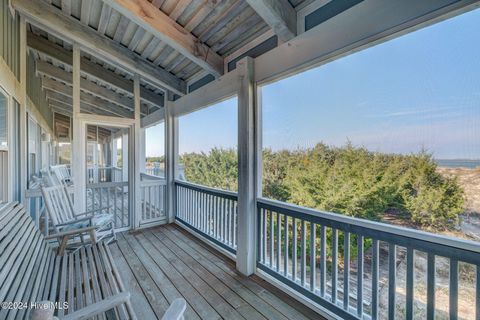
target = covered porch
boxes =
[1,0,480,319]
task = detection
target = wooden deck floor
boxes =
[109,224,325,320]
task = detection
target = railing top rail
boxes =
[140,172,165,181]
[175,180,238,200]
[87,165,121,170]
[87,181,128,188]
[257,197,480,257]
[140,179,167,187]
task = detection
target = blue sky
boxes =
[147,8,480,159]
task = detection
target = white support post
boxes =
[72,44,86,212]
[165,93,178,223]
[111,132,117,167]
[19,16,27,203]
[122,132,129,182]
[139,127,146,174]
[236,57,257,275]
[132,74,142,229]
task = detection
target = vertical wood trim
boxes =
[72,43,86,212]
[139,128,145,173]
[236,56,256,275]
[165,94,177,223]
[133,73,141,229]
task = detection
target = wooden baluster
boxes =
[371,239,379,320]
[301,220,306,286]
[222,198,227,243]
[332,229,338,304]
[406,247,414,320]
[262,208,267,264]
[320,225,326,297]
[310,222,316,291]
[269,210,274,268]
[388,243,396,320]
[292,217,297,282]
[450,259,458,320]
[284,215,289,277]
[226,199,231,245]
[357,235,364,317]
[344,231,350,310]
[276,212,281,272]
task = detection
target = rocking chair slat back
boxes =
[41,185,76,227]
[50,165,72,186]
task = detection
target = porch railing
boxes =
[87,181,130,229]
[87,166,123,183]
[257,197,480,320]
[139,173,167,226]
[175,180,238,254]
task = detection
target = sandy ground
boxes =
[437,167,480,215]
[380,167,479,319]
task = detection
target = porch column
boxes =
[122,131,129,181]
[139,128,146,174]
[165,92,178,223]
[72,44,86,212]
[132,74,142,229]
[111,132,117,167]
[236,57,257,275]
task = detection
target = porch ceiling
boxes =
[13,0,318,141]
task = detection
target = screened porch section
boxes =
[2,0,480,319]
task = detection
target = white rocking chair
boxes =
[41,185,116,254]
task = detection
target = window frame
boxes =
[0,86,9,152]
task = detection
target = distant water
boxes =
[435,159,480,169]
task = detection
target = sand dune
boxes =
[437,166,480,214]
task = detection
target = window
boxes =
[27,116,38,181]
[0,90,7,149]
[58,142,71,164]
[145,121,165,177]
[11,99,21,201]
[0,90,7,201]
[178,97,238,191]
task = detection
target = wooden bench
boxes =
[0,202,137,320]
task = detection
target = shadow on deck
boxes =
[110,224,325,320]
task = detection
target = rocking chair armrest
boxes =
[161,298,187,320]
[59,292,131,320]
[45,226,97,256]
[75,207,110,217]
[44,226,96,240]
[56,216,93,227]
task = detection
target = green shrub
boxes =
[180,143,465,230]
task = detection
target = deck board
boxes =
[109,224,325,320]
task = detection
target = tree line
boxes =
[180,142,465,230]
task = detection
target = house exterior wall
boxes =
[0,0,20,80]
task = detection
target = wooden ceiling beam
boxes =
[48,95,110,117]
[36,60,152,114]
[49,94,122,119]
[51,105,73,117]
[245,0,296,42]
[42,79,134,118]
[102,0,224,76]
[13,0,186,95]
[27,32,165,108]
